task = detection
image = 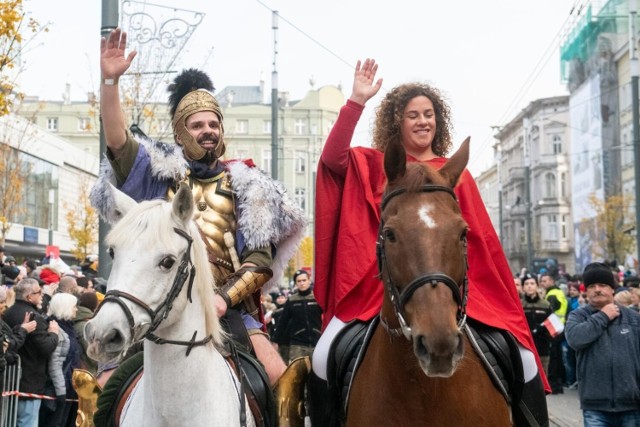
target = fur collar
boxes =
[227,161,306,291]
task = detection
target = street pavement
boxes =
[547,387,582,426]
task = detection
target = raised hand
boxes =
[100,27,137,81]
[349,58,383,106]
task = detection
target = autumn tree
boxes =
[0,1,47,245]
[0,0,48,116]
[298,236,314,268]
[65,179,98,262]
[579,193,636,264]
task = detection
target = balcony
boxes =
[508,167,525,181]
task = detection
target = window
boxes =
[261,149,271,174]
[560,173,567,198]
[311,123,318,136]
[235,120,248,134]
[295,152,306,173]
[552,135,562,154]
[561,215,568,240]
[78,117,91,132]
[519,221,526,245]
[295,188,306,211]
[294,119,307,135]
[545,173,556,198]
[11,148,59,229]
[546,215,558,241]
[47,117,58,132]
[263,120,271,134]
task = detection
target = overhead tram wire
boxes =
[253,0,353,70]
[469,0,589,163]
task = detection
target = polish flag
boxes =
[543,313,564,338]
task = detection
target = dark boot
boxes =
[513,373,549,427]
[306,370,338,427]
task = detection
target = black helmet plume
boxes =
[167,68,215,119]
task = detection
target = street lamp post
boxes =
[523,118,534,271]
[48,189,55,246]
[629,1,640,264]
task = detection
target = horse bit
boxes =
[94,227,213,356]
[376,184,469,340]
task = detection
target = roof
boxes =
[216,86,264,107]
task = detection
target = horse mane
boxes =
[106,200,224,348]
[388,162,447,193]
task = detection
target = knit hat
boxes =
[583,262,617,289]
[520,272,538,285]
[293,269,309,282]
[1,265,20,280]
[78,291,99,312]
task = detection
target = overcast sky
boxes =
[21,0,579,176]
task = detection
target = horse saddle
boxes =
[92,344,276,427]
[325,317,524,421]
[326,318,378,419]
[465,319,525,405]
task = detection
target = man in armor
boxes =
[90,28,308,426]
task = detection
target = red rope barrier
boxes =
[1,390,78,402]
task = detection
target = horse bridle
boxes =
[94,227,213,356]
[376,184,469,340]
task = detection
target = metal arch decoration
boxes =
[121,1,205,49]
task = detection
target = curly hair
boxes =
[372,83,453,157]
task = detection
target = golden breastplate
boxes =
[168,171,236,282]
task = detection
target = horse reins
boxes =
[376,184,469,340]
[94,227,213,356]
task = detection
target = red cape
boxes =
[315,146,549,390]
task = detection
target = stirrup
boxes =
[272,356,311,427]
[72,369,102,427]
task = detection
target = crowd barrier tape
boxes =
[1,390,78,402]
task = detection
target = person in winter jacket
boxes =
[271,270,322,362]
[4,279,59,427]
[73,291,98,375]
[520,273,553,375]
[0,286,37,394]
[41,293,81,427]
[566,262,640,426]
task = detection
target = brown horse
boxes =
[345,138,512,426]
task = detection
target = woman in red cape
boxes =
[312,59,550,425]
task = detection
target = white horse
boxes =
[84,184,255,427]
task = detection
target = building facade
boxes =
[494,96,574,275]
[0,113,99,263]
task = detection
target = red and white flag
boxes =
[542,313,564,338]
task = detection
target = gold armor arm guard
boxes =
[218,266,273,308]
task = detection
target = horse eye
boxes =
[108,248,114,259]
[460,229,468,242]
[384,229,396,242]
[159,256,176,270]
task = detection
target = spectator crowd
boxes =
[1,246,103,427]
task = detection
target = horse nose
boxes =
[103,328,126,353]
[414,331,462,360]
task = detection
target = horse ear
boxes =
[107,183,137,224]
[439,137,470,188]
[172,183,194,224]
[384,142,407,183]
